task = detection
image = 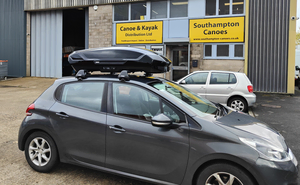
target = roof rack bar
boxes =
[75,69,89,81]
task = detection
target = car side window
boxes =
[113,83,161,121]
[184,72,209,84]
[60,82,104,112]
[210,72,236,84]
[162,101,186,123]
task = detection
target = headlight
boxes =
[239,137,290,162]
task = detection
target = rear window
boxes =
[210,73,237,84]
[58,82,105,112]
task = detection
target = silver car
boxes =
[177,70,256,112]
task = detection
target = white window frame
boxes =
[204,43,244,59]
[113,0,189,23]
[205,0,245,17]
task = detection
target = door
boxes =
[171,45,189,81]
[205,72,237,103]
[48,81,107,166]
[31,10,62,78]
[179,72,209,98]
[106,82,189,184]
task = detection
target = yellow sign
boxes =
[116,21,163,44]
[190,17,244,43]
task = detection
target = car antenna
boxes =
[118,70,130,82]
[238,68,243,72]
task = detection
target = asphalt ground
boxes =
[250,89,300,184]
[0,77,299,184]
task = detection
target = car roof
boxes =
[191,70,245,74]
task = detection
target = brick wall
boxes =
[89,5,113,48]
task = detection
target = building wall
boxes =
[0,0,26,77]
[89,5,113,48]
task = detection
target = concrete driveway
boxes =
[0,77,151,185]
[0,77,299,184]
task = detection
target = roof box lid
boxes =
[68,47,171,73]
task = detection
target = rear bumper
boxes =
[245,93,256,107]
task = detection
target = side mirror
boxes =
[151,113,172,127]
[296,66,300,71]
[180,80,186,84]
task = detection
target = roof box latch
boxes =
[118,70,130,82]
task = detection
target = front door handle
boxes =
[56,112,69,119]
[109,125,126,132]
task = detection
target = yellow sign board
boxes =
[190,17,244,43]
[116,21,163,44]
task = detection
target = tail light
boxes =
[247,85,253,93]
[26,103,35,116]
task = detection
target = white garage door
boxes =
[31,10,62,78]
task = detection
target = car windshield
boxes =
[150,80,217,115]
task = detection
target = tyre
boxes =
[228,97,248,112]
[197,163,255,185]
[24,131,58,172]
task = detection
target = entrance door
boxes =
[171,45,189,81]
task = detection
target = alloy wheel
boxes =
[28,137,51,167]
[205,172,243,185]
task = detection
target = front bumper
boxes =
[253,155,298,185]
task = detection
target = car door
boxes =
[205,72,237,103]
[48,81,107,166]
[105,82,189,184]
[179,72,209,98]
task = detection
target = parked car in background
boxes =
[177,70,256,112]
[296,66,300,89]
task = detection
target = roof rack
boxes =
[75,69,89,80]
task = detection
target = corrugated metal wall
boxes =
[31,11,63,78]
[25,0,144,11]
[248,0,290,93]
[0,0,26,77]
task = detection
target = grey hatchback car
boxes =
[18,47,297,185]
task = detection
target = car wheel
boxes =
[197,163,255,185]
[228,97,248,112]
[25,131,58,172]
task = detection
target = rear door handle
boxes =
[56,112,69,119]
[109,125,126,132]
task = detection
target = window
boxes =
[217,45,229,57]
[210,72,237,84]
[131,2,147,20]
[114,4,129,21]
[113,83,160,121]
[205,45,212,57]
[60,82,104,112]
[205,0,244,16]
[151,1,167,19]
[184,72,209,84]
[234,44,243,57]
[233,0,244,14]
[204,43,244,59]
[162,101,186,123]
[170,0,188,18]
[206,0,216,16]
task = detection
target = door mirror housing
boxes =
[151,113,172,127]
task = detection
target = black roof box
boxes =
[68,47,171,73]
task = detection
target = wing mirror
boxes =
[180,80,186,84]
[151,113,172,127]
[296,66,300,71]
